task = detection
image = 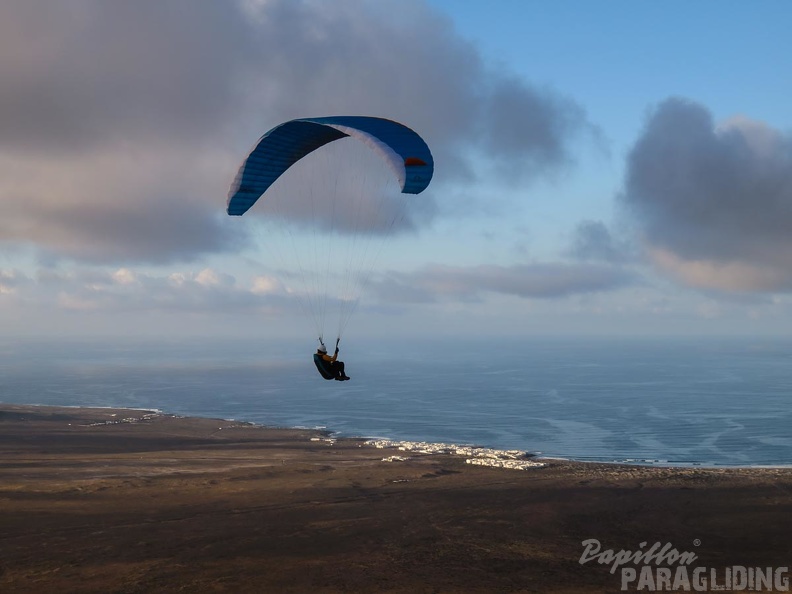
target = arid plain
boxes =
[1,404,790,593]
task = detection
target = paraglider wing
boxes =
[227,116,434,216]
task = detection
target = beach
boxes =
[1,404,790,593]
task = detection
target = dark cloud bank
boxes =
[372,262,635,304]
[0,0,591,265]
[622,97,792,293]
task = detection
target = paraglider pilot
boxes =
[314,339,350,381]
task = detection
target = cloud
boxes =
[0,269,29,294]
[622,97,792,292]
[251,275,286,295]
[482,76,591,181]
[567,220,636,264]
[372,262,636,303]
[0,0,592,264]
[4,266,294,316]
[0,1,251,154]
[647,248,792,293]
[0,131,244,265]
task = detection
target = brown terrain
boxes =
[1,404,790,593]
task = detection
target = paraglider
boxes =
[227,116,434,380]
[313,339,349,381]
[227,116,433,215]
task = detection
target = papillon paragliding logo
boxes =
[579,539,790,592]
[227,116,434,343]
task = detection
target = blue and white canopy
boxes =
[227,116,434,216]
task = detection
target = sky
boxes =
[2,0,792,343]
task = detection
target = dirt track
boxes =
[1,404,790,593]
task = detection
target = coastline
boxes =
[2,403,791,593]
[10,402,790,470]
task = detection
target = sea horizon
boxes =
[3,334,791,468]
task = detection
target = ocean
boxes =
[2,336,790,467]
